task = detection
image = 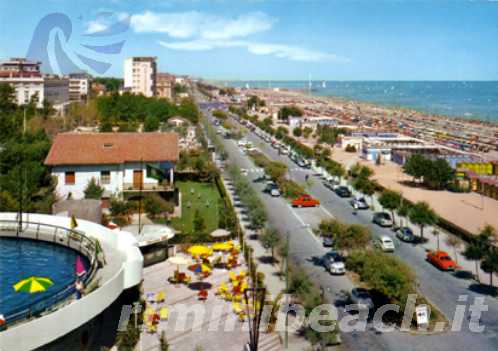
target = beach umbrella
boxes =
[188,245,213,257]
[75,256,87,278]
[212,242,233,252]
[210,229,231,239]
[13,276,54,293]
[70,215,78,230]
[168,255,193,266]
[168,255,193,271]
[188,263,212,274]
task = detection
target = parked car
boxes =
[322,236,334,248]
[240,168,249,177]
[323,180,336,190]
[350,197,369,210]
[291,194,320,207]
[270,187,281,197]
[372,212,394,227]
[396,227,416,243]
[350,288,374,310]
[335,186,352,198]
[375,235,395,252]
[238,139,249,147]
[297,159,308,168]
[323,251,346,275]
[427,250,456,271]
[263,182,277,193]
[280,148,290,155]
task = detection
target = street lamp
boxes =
[244,286,266,351]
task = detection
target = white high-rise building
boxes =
[67,73,89,102]
[0,58,69,109]
[123,57,157,97]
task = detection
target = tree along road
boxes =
[201,105,498,351]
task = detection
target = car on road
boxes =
[350,288,374,310]
[350,197,369,210]
[372,212,394,227]
[291,194,320,207]
[334,186,352,198]
[323,180,337,190]
[323,251,345,274]
[322,236,334,248]
[396,227,416,243]
[263,181,281,197]
[237,139,249,147]
[427,250,456,271]
[375,235,395,252]
[297,159,308,168]
[270,188,281,197]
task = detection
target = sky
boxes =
[1,0,498,80]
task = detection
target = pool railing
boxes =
[0,220,100,327]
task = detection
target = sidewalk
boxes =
[219,163,311,351]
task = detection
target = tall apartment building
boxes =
[0,58,44,107]
[156,72,174,99]
[123,57,157,97]
[67,73,90,102]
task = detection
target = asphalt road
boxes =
[199,103,498,351]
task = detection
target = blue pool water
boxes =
[0,237,89,318]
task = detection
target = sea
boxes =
[223,81,498,123]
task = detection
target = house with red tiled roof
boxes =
[45,132,179,200]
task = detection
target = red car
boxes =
[292,194,320,208]
[426,250,456,271]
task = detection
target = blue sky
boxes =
[1,0,498,80]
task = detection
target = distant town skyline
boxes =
[1,0,498,80]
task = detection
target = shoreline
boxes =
[221,81,498,127]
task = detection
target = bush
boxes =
[345,144,357,152]
[83,177,105,199]
[143,115,160,132]
[110,196,132,217]
[316,219,371,252]
[144,194,174,219]
[278,179,305,199]
[346,250,415,310]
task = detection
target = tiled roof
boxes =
[45,132,179,166]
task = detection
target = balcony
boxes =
[123,182,174,192]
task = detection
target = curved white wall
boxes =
[0,212,143,351]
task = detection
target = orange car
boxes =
[426,250,456,271]
[292,194,320,208]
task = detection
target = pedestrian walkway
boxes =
[221,169,312,351]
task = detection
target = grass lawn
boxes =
[171,181,222,234]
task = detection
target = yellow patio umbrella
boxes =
[212,242,233,252]
[13,276,54,293]
[188,245,213,257]
[188,263,212,274]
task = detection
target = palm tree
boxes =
[408,201,437,241]
[445,235,463,266]
[378,190,402,227]
[432,229,441,251]
[397,202,411,228]
[480,249,498,287]
[463,244,483,283]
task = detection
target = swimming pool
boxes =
[0,237,89,320]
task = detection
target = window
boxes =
[65,171,75,185]
[101,170,111,184]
